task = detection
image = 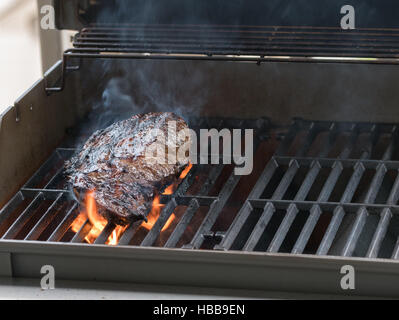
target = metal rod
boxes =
[366,128,399,258]
[141,199,178,247]
[392,239,399,259]
[185,167,243,249]
[341,163,387,257]
[164,199,200,248]
[47,203,78,242]
[316,161,366,255]
[291,162,343,254]
[46,50,399,94]
[292,123,358,254]
[0,192,24,227]
[117,221,142,246]
[215,158,278,250]
[367,169,399,258]
[24,193,64,240]
[94,222,116,245]
[367,208,392,259]
[71,218,92,243]
[165,164,224,248]
[267,161,321,253]
[243,159,302,251]
[2,192,45,240]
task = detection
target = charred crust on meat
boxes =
[65,112,191,226]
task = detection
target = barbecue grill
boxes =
[1,0,399,298]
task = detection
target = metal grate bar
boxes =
[22,149,75,190]
[364,164,388,203]
[317,127,375,255]
[165,164,224,248]
[141,199,178,247]
[47,203,79,242]
[22,152,62,189]
[215,159,278,250]
[291,123,359,254]
[272,157,399,170]
[392,240,399,259]
[184,168,243,249]
[0,192,24,227]
[364,127,399,257]
[341,159,389,257]
[117,221,142,246]
[367,208,392,259]
[2,192,45,240]
[24,193,64,240]
[243,159,301,251]
[164,199,200,248]
[267,161,321,253]
[317,206,346,255]
[344,163,367,204]
[71,218,92,243]
[75,33,399,47]
[242,202,276,251]
[248,199,399,214]
[340,206,370,257]
[316,161,366,255]
[341,164,387,257]
[367,170,399,258]
[94,222,116,245]
[292,162,343,254]
[273,160,300,197]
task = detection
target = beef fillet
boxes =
[65,112,190,225]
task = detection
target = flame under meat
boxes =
[71,163,193,245]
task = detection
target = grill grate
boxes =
[2,118,399,260]
[216,119,399,259]
[0,117,267,247]
[46,25,399,94]
[74,25,399,59]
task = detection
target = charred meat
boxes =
[65,112,190,225]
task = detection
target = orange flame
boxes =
[71,163,193,243]
[179,163,193,180]
[141,163,193,231]
[70,190,125,245]
[107,226,126,246]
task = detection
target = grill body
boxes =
[3,2,399,297]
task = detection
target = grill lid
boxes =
[55,0,399,30]
[54,0,399,61]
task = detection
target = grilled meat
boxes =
[65,112,190,225]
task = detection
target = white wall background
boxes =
[0,0,41,114]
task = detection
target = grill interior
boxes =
[1,116,399,260]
